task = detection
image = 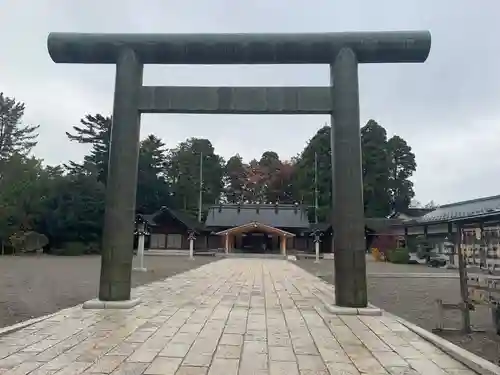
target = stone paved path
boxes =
[0,259,477,375]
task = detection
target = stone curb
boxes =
[0,315,54,337]
[0,304,77,338]
[82,298,141,310]
[368,273,459,279]
[1,296,143,337]
[392,313,500,375]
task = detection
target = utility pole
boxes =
[198,152,203,223]
[314,152,319,224]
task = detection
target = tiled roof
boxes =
[389,208,434,218]
[140,207,203,232]
[365,218,403,232]
[310,218,401,233]
[412,194,500,224]
[204,203,310,229]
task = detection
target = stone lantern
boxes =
[134,215,150,272]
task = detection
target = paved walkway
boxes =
[0,259,477,375]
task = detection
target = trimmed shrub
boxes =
[9,231,48,253]
[52,242,99,256]
[85,242,101,254]
[387,247,410,264]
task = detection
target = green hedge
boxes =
[386,247,410,264]
[52,242,100,256]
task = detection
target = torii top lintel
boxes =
[47,31,431,65]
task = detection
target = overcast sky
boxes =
[0,0,498,206]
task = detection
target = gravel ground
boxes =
[0,254,217,328]
[297,257,500,365]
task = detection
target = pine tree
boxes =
[0,93,39,159]
[65,114,111,184]
[387,135,417,212]
[136,135,172,213]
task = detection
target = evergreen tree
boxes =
[224,154,247,203]
[0,93,39,159]
[65,114,111,184]
[293,125,333,221]
[136,135,172,213]
[39,170,106,250]
[361,120,391,217]
[259,151,284,203]
[292,120,416,219]
[387,135,417,212]
[165,138,225,217]
[0,154,46,240]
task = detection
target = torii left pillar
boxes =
[331,48,367,308]
[85,49,143,308]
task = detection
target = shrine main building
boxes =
[140,203,392,255]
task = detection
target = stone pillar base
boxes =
[82,298,141,310]
[133,267,148,272]
[316,293,382,316]
[325,304,382,316]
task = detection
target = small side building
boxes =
[141,207,208,251]
[311,218,402,254]
[394,195,500,238]
[393,195,500,266]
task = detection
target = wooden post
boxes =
[479,222,486,269]
[138,230,145,268]
[493,304,500,335]
[404,227,409,248]
[435,299,444,331]
[456,224,472,333]
[189,238,194,259]
[188,231,196,260]
[447,222,455,267]
[225,234,229,254]
[280,236,287,256]
[133,221,147,272]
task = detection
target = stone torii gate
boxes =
[47,31,431,309]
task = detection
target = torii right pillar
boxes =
[330,48,368,308]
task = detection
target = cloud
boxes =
[0,0,499,205]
